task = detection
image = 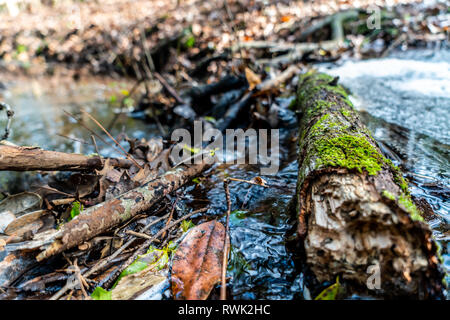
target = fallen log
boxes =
[0,145,132,171]
[294,71,444,299]
[36,161,211,261]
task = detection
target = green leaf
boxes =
[69,201,83,220]
[203,116,216,122]
[16,44,27,54]
[167,240,177,252]
[183,144,200,154]
[123,97,135,108]
[109,95,117,104]
[91,287,111,300]
[315,276,340,300]
[229,210,247,226]
[184,35,195,48]
[181,220,195,233]
[113,246,170,288]
[209,147,219,156]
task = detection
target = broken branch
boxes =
[37,160,212,262]
[0,145,132,171]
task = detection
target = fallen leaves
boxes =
[0,192,53,243]
[171,220,229,300]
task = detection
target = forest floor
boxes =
[0,0,447,79]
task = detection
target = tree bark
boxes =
[294,71,444,299]
[0,145,132,171]
[36,161,211,261]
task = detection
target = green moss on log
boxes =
[315,134,384,175]
[382,190,423,222]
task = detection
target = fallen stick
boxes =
[294,71,443,298]
[298,10,359,42]
[250,11,359,67]
[0,145,132,171]
[232,39,337,53]
[220,179,231,300]
[256,41,339,66]
[37,161,211,262]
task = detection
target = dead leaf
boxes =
[0,193,44,235]
[131,163,157,185]
[171,220,229,300]
[245,67,262,91]
[48,173,99,198]
[251,176,268,187]
[105,171,140,200]
[0,192,42,218]
[111,268,168,300]
[4,210,51,235]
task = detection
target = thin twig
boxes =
[0,102,14,140]
[64,110,130,160]
[125,230,161,242]
[50,198,76,206]
[221,179,231,300]
[80,109,143,169]
[228,177,269,188]
[57,134,89,145]
[154,72,186,105]
[91,135,100,156]
[162,196,179,238]
[73,259,88,299]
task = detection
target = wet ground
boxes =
[0,48,448,299]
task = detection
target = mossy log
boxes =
[0,145,132,171]
[294,71,444,299]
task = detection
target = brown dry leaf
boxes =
[245,67,261,90]
[94,159,115,202]
[104,171,140,200]
[131,163,157,185]
[4,210,50,235]
[251,176,268,187]
[280,15,292,22]
[48,173,99,198]
[171,220,229,300]
[0,192,42,219]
